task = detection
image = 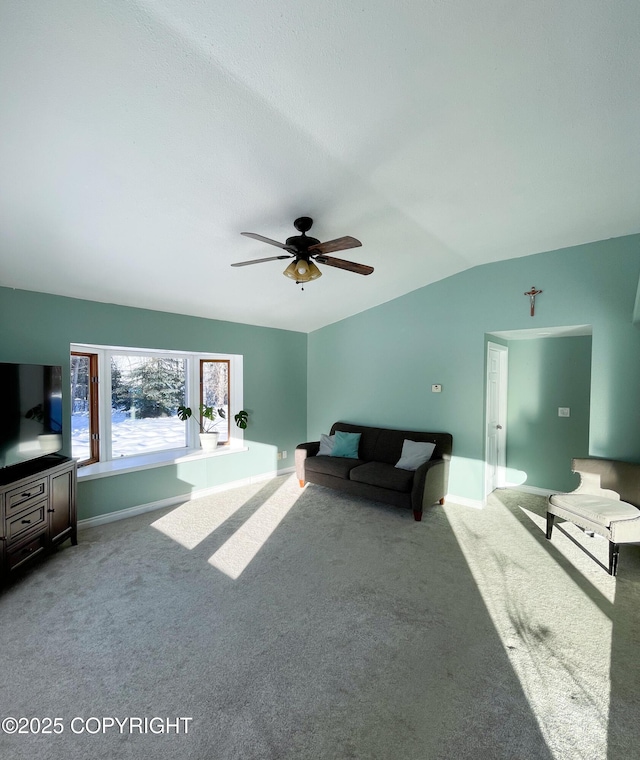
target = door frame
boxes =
[485,341,509,496]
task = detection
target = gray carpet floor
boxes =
[1,475,639,760]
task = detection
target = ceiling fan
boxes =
[231,217,373,286]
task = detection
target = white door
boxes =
[485,342,508,495]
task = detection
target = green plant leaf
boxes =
[177,405,192,421]
[234,410,248,429]
[200,404,216,420]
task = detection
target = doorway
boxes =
[484,325,593,497]
[485,342,508,495]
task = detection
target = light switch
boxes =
[432,384,442,393]
[558,407,570,417]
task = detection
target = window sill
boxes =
[77,442,249,482]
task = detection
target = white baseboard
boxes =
[506,483,557,497]
[445,484,557,511]
[446,493,485,510]
[78,466,296,529]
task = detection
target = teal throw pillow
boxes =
[330,431,361,459]
[395,439,436,471]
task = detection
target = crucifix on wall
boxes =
[524,286,542,317]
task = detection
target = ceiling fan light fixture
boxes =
[283,259,322,283]
[306,261,322,280]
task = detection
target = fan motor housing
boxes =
[285,235,320,252]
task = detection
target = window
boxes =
[70,345,243,467]
[71,351,99,465]
[110,354,187,458]
[200,359,230,443]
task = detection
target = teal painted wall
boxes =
[308,234,640,502]
[3,233,639,514]
[0,288,307,519]
[506,336,592,492]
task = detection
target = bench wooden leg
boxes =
[439,498,445,505]
[609,542,620,576]
[546,512,555,540]
[299,479,305,488]
[413,510,422,522]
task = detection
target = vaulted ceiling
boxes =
[1,1,639,332]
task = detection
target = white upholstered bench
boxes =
[546,458,640,576]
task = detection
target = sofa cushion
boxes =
[318,434,335,456]
[395,440,436,471]
[349,462,414,493]
[331,422,380,461]
[329,422,452,465]
[331,431,361,458]
[305,455,365,479]
[372,429,436,465]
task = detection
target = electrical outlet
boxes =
[277,451,282,460]
[558,407,570,417]
[282,450,287,459]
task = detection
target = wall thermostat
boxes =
[431,384,442,393]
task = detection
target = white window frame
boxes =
[71,343,244,466]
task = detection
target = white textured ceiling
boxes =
[1,1,639,332]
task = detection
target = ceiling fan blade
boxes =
[314,255,373,275]
[307,236,362,254]
[241,232,295,252]
[231,255,293,267]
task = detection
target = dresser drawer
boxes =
[6,501,47,542]
[6,532,47,572]
[5,477,48,517]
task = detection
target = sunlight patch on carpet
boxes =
[150,481,270,549]
[208,476,303,579]
[444,493,614,760]
[518,505,616,604]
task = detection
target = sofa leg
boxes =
[609,542,620,576]
[413,510,422,522]
[439,498,445,505]
[546,512,555,540]
[299,479,305,488]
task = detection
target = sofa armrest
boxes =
[411,458,447,513]
[295,441,320,482]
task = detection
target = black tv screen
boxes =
[0,362,63,469]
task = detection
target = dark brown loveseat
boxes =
[295,421,453,521]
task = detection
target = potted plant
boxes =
[177,404,226,451]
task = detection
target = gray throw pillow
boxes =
[395,439,436,471]
[318,434,335,456]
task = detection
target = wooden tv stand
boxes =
[0,455,77,589]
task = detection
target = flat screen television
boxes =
[0,362,63,469]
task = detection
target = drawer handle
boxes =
[21,519,32,524]
[21,492,32,498]
[47,509,55,513]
